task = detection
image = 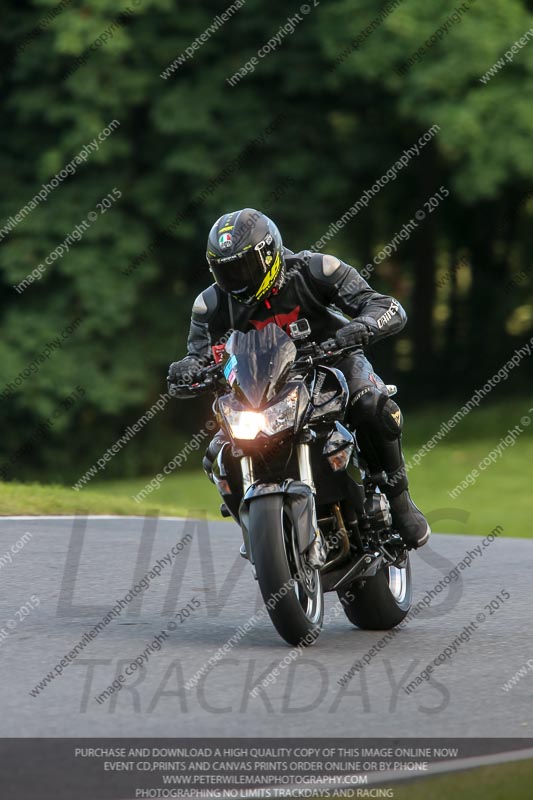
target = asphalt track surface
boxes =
[1,515,532,738]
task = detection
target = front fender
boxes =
[239,480,316,563]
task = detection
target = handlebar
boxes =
[168,338,357,397]
[288,338,357,371]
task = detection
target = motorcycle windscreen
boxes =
[223,324,297,408]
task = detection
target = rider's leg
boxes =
[202,430,243,521]
[340,353,430,549]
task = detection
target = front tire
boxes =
[248,494,324,646]
[337,558,411,630]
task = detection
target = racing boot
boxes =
[349,386,430,550]
[383,464,430,549]
[388,487,431,549]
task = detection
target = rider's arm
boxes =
[185,286,219,358]
[168,287,219,392]
[306,253,407,342]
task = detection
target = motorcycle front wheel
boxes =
[248,494,324,647]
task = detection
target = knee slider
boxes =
[350,387,402,441]
[379,396,403,440]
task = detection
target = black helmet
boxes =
[206,208,284,305]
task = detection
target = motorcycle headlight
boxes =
[226,409,266,440]
[219,386,306,440]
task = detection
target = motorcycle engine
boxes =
[364,491,393,535]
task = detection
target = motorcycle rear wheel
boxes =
[337,558,411,630]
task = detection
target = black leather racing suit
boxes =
[184,248,410,500]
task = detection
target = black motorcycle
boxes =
[170,320,411,646]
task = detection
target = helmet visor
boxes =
[209,249,265,304]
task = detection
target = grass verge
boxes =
[1,400,531,536]
[387,757,533,800]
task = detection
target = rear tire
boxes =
[337,559,411,630]
[248,494,324,646]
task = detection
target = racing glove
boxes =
[167,355,204,387]
[335,320,374,349]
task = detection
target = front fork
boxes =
[297,443,325,567]
[240,455,255,493]
[296,443,316,493]
[239,443,325,567]
[239,444,315,493]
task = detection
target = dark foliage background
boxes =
[1,0,532,482]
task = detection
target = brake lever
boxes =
[291,340,339,372]
[320,339,367,359]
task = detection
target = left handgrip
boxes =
[168,361,222,398]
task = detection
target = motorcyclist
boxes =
[168,208,430,549]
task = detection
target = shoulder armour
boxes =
[322,254,341,276]
[192,285,218,317]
